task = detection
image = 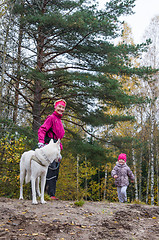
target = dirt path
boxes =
[0,197,159,239]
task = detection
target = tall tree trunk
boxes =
[139,149,143,201]
[138,107,144,202]
[76,155,79,201]
[13,17,23,123]
[156,143,159,205]
[146,140,151,204]
[98,166,100,200]
[149,73,158,205]
[150,105,155,205]
[146,160,151,204]
[150,123,155,205]
[85,156,88,201]
[0,8,13,115]
[32,28,45,132]
[103,163,107,200]
[32,80,42,133]
[132,146,138,201]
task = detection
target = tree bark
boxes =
[0,8,13,115]
[132,146,138,201]
[76,155,79,201]
[13,18,23,123]
[85,156,88,201]
[156,143,159,205]
[103,163,107,200]
[32,26,45,132]
[150,109,155,205]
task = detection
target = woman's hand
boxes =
[38,142,45,148]
[114,175,118,179]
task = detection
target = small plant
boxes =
[44,193,52,201]
[74,200,85,207]
[103,199,111,204]
[131,200,146,205]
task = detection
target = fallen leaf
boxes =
[40,233,46,235]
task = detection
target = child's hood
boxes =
[116,162,127,168]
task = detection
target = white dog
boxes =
[19,139,61,204]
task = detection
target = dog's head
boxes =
[43,139,61,163]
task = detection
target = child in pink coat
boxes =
[111,153,134,203]
[38,99,66,200]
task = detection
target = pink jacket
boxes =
[38,111,65,150]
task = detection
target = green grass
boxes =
[74,200,85,207]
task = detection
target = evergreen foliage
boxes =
[1,0,153,140]
[0,118,37,148]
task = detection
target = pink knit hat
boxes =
[54,99,66,109]
[118,153,127,162]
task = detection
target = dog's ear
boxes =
[57,139,60,145]
[49,139,54,144]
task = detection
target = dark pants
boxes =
[46,161,60,197]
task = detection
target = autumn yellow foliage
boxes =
[0,136,31,198]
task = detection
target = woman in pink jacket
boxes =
[38,99,66,200]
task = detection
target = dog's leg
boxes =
[19,180,24,200]
[40,174,47,204]
[36,177,41,197]
[31,177,38,204]
[19,164,25,200]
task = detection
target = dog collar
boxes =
[31,155,47,167]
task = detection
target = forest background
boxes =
[0,0,158,205]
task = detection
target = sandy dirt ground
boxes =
[0,197,159,240]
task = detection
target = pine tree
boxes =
[0,0,154,159]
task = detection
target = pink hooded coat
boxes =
[38,111,65,150]
[111,162,134,187]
